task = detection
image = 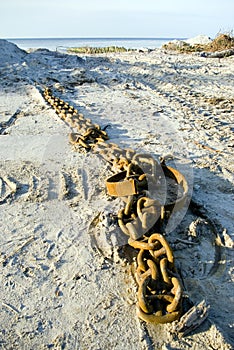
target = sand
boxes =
[0,39,233,349]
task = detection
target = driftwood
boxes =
[175,300,210,336]
[0,176,18,205]
[201,48,234,58]
[0,109,21,135]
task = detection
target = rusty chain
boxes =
[42,87,188,324]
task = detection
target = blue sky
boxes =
[1,0,233,38]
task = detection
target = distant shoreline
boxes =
[6,37,185,51]
[6,36,186,40]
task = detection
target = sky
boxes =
[0,0,233,39]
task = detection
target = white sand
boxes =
[0,40,233,349]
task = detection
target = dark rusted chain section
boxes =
[130,233,183,323]
[42,87,187,324]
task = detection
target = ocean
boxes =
[8,37,180,52]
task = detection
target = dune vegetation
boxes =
[67,46,134,54]
[163,33,234,54]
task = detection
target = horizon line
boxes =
[6,36,186,40]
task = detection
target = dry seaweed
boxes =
[163,32,234,54]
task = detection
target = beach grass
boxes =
[67,46,135,54]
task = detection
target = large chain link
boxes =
[43,87,188,324]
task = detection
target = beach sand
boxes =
[0,39,233,349]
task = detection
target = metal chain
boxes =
[42,87,188,324]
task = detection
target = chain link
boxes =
[43,87,188,324]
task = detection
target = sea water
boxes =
[8,37,182,52]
